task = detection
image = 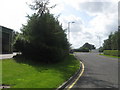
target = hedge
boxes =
[103,50,120,57]
[73,48,89,52]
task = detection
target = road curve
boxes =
[72,52,118,88]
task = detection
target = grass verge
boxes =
[2,54,80,88]
[100,54,120,58]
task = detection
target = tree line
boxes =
[99,26,120,52]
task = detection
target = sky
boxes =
[0,0,119,49]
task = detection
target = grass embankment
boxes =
[2,55,80,88]
[100,54,120,58]
[102,50,120,58]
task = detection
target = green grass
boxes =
[1,55,80,88]
[100,54,120,58]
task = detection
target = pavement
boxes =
[0,53,17,60]
[70,52,119,89]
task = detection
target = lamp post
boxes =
[67,22,75,53]
[68,21,75,42]
[97,35,101,53]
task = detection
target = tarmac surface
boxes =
[72,52,119,89]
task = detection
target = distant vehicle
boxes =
[69,49,74,54]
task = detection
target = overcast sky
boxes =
[0,0,119,48]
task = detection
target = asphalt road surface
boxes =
[72,52,119,88]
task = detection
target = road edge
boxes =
[67,61,84,90]
[56,54,84,90]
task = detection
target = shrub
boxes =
[79,47,89,52]
[103,50,120,57]
[73,48,89,52]
[99,47,104,52]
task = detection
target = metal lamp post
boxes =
[97,35,101,53]
[68,21,75,42]
[67,22,75,53]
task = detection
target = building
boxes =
[0,26,13,54]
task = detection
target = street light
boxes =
[97,36,101,48]
[68,21,75,42]
[97,35,101,53]
[67,21,75,53]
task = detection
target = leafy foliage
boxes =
[75,47,89,52]
[101,28,120,51]
[103,50,120,57]
[13,32,21,52]
[81,42,96,50]
[73,42,95,52]
[29,0,56,16]
[14,0,69,63]
[99,46,104,52]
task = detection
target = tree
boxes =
[102,27,120,50]
[81,42,96,50]
[103,39,111,50]
[118,30,120,50]
[73,42,96,52]
[12,31,20,52]
[14,0,69,63]
[99,46,104,52]
[29,0,56,16]
[111,31,118,50]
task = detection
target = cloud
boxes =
[0,0,118,48]
[118,2,120,26]
[78,2,117,15]
[63,0,118,11]
[58,1,118,48]
[59,15,83,32]
[70,31,98,49]
[50,0,65,15]
[65,1,118,48]
[79,2,109,13]
[0,0,33,32]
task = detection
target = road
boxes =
[72,52,118,88]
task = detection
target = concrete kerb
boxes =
[56,54,83,90]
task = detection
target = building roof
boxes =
[0,25,13,33]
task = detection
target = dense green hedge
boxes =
[103,50,120,57]
[73,48,89,52]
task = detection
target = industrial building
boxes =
[0,26,13,54]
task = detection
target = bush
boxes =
[80,48,89,52]
[99,47,104,52]
[73,48,89,52]
[103,50,120,57]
